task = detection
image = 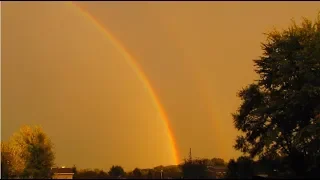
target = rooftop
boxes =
[51,167,74,174]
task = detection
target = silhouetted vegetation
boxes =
[74,168,110,179]
[232,12,320,178]
[225,156,255,178]
[71,158,227,179]
[147,169,154,179]
[108,165,126,178]
[72,165,78,176]
[132,168,142,178]
[181,159,209,179]
[210,158,226,166]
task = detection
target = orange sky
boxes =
[2,1,320,171]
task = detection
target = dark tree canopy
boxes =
[225,159,238,178]
[233,13,320,176]
[181,159,208,179]
[132,167,142,178]
[211,158,225,166]
[147,169,154,179]
[72,165,78,175]
[108,165,125,178]
[225,156,255,178]
[74,168,109,179]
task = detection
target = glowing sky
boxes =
[2,1,320,171]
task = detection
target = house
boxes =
[51,167,74,179]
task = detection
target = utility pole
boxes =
[189,148,192,162]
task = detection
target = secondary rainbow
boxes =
[67,2,180,165]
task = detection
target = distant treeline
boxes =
[73,158,226,179]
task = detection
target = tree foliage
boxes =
[2,125,55,178]
[225,159,238,178]
[147,169,154,179]
[225,156,255,178]
[181,159,208,179]
[1,142,14,179]
[72,165,78,175]
[108,165,125,178]
[74,168,109,179]
[232,13,320,176]
[210,158,226,166]
[132,167,142,178]
[162,165,182,179]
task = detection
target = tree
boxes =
[147,169,154,179]
[1,142,14,179]
[108,165,126,178]
[162,165,182,179]
[232,13,320,177]
[8,125,55,178]
[211,158,226,166]
[236,156,255,178]
[225,156,255,178]
[181,159,208,179]
[126,171,134,178]
[71,165,78,177]
[225,159,238,178]
[132,168,142,178]
[2,139,26,177]
[75,168,109,179]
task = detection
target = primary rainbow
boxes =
[67,1,180,165]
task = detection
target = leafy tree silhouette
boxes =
[232,12,320,177]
